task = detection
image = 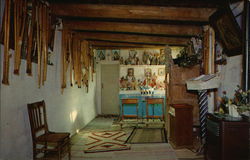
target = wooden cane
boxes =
[14,0,27,75]
[68,32,73,87]
[77,39,82,88]
[42,4,48,85]
[36,2,41,88]
[43,5,49,82]
[72,35,80,88]
[72,35,76,85]
[61,27,67,91]
[2,0,11,85]
[26,0,36,76]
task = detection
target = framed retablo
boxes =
[209,5,242,56]
[158,68,165,76]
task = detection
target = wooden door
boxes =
[101,64,120,115]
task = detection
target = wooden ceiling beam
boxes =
[51,4,216,22]
[92,46,164,49]
[75,31,189,45]
[49,0,221,8]
[63,20,202,37]
[89,41,165,49]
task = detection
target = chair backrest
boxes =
[27,100,48,141]
[146,98,164,104]
[122,98,138,104]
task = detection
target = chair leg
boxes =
[68,141,71,160]
[58,146,61,160]
[33,144,37,160]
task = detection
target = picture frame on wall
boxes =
[209,5,242,56]
[97,50,105,61]
[158,68,165,76]
[112,50,120,61]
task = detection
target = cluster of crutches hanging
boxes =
[1,0,54,87]
[61,28,95,93]
[1,0,94,92]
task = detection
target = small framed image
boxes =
[144,68,152,77]
[112,50,120,61]
[97,50,105,61]
[158,68,165,76]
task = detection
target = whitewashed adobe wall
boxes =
[218,55,243,99]
[0,8,97,159]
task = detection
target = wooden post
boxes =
[164,45,172,139]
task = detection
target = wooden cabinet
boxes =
[167,65,200,124]
[169,104,193,148]
[206,113,249,160]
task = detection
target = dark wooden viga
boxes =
[27,100,71,160]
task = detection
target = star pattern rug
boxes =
[84,130,131,153]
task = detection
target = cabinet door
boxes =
[169,115,176,143]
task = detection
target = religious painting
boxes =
[112,50,120,61]
[144,68,152,77]
[158,68,165,76]
[97,50,105,61]
[209,5,242,56]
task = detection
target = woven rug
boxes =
[84,130,131,153]
[126,128,167,144]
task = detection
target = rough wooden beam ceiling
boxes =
[89,41,165,49]
[75,32,189,45]
[49,0,221,8]
[92,46,164,49]
[63,20,202,37]
[51,4,216,22]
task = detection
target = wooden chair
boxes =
[120,98,139,128]
[27,100,71,160]
[146,98,165,122]
[121,98,139,120]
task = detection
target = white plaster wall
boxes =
[0,29,97,159]
[0,0,4,158]
[218,55,243,98]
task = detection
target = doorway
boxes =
[101,64,120,115]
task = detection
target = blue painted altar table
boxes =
[119,91,166,118]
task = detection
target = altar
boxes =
[119,90,165,119]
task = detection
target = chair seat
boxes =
[37,132,70,143]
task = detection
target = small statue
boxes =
[159,49,165,65]
[106,52,112,61]
[130,79,137,90]
[120,76,127,90]
[113,51,120,61]
[99,50,105,60]
[120,57,124,65]
[142,51,148,65]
